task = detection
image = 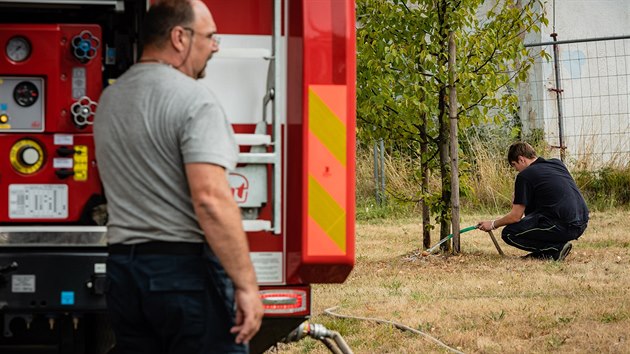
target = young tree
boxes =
[356,0,547,251]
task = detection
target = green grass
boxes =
[556,316,573,325]
[575,166,630,210]
[584,240,630,249]
[355,200,416,221]
[599,311,628,323]
[487,309,506,322]
[383,279,403,296]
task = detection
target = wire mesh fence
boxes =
[520,35,630,167]
[358,35,630,204]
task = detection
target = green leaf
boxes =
[356,0,545,223]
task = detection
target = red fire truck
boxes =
[0,0,355,352]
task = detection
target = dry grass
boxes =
[271,211,630,353]
[466,137,515,211]
[355,147,436,204]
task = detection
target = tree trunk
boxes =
[438,85,451,252]
[420,114,431,249]
[448,30,461,254]
[436,0,451,252]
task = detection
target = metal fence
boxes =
[520,35,630,167]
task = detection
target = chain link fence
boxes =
[359,35,630,204]
[520,35,630,167]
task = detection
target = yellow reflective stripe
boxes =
[309,88,346,166]
[308,175,346,252]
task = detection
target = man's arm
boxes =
[477,204,526,232]
[185,163,263,344]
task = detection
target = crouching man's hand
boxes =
[477,220,495,232]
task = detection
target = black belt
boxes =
[108,241,204,255]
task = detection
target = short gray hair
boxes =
[141,0,194,48]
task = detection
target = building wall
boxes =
[520,1,630,166]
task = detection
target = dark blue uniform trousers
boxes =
[502,213,587,254]
[105,243,247,354]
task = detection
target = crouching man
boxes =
[477,142,589,261]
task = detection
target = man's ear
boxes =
[170,26,188,53]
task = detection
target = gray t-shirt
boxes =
[94,63,237,245]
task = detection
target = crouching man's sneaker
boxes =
[554,242,573,261]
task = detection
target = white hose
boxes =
[324,306,465,354]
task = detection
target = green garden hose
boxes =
[424,225,478,254]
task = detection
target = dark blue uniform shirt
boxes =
[513,157,589,227]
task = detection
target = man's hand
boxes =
[477,220,494,232]
[477,205,525,232]
[230,288,264,344]
[186,163,263,344]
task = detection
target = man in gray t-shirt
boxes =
[95,61,237,245]
[94,0,262,351]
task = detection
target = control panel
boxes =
[0,24,104,224]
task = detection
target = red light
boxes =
[260,289,307,314]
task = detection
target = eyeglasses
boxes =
[182,27,221,45]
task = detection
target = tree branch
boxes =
[458,69,520,114]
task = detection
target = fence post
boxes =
[380,138,385,203]
[373,141,380,205]
[550,32,566,162]
[372,139,386,205]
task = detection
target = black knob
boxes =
[55,169,75,179]
[0,262,18,274]
[56,146,76,157]
[87,274,107,295]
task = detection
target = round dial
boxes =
[13,81,39,107]
[10,139,45,175]
[20,146,41,166]
[6,36,31,62]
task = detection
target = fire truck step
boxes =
[0,226,107,233]
[0,220,272,234]
[243,220,272,232]
[238,152,277,164]
[235,134,272,146]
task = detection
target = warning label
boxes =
[12,275,36,293]
[250,252,283,284]
[9,184,68,219]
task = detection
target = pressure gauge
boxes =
[13,81,39,107]
[6,36,31,62]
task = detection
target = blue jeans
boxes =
[502,213,587,254]
[105,244,247,354]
